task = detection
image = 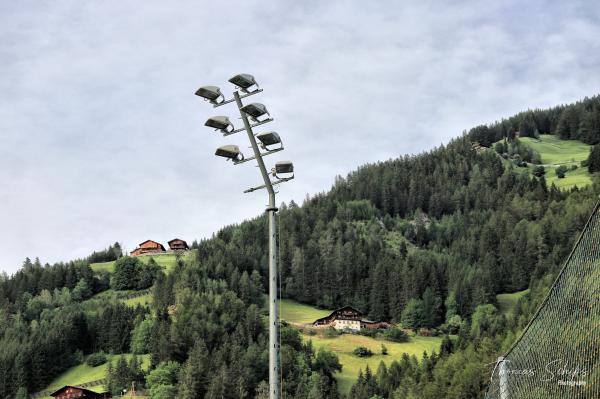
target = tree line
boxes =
[469,95,600,146]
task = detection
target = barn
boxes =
[50,386,111,399]
[168,238,189,251]
[313,306,390,331]
[130,239,166,256]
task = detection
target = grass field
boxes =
[123,293,152,307]
[520,135,590,164]
[495,135,593,190]
[90,251,194,274]
[545,165,592,189]
[496,289,529,315]
[305,333,442,393]
[280,299,332,325]
[80,289,153,313]
[281,300,442,394]
[520,135,592,189]
[38,354,150,399]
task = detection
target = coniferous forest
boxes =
[1,95,600,398]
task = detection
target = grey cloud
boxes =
[1,0,599,273]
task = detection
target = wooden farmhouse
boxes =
[313,306,390,331]
[50,385,111,399]
[130,239,166,257]
[168,238,189,251]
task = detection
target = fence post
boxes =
[498,356,509,399]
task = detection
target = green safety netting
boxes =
[485,202,600,398]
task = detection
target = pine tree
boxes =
[588,144,600,173]
[177,340,209,399]
[401,298,424,332]
[421,288,442,328]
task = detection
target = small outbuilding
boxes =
[130,239,166,256]
[50,385,111,399]
[168,238,189,251]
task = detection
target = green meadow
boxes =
[496,134,593,190]
[519,134,590,164]
[281,299,442,394]
[38,354,150,399]
[90,251,195,274]
[305,333,442,394]
[280,299,332,325]
[496,289,529,315]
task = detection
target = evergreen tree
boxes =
[401,298,424,332]
[588,144,600,173]
[177,340,209,399]
[421,288,442,328]
[112,257,142,290]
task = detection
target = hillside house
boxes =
[168,238,189,251]
[50,386,111,399]
[313,306,390,331]
[130,239,166,256]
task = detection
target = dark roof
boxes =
[138,239,166,250]
[313,306,364,323]
[168,238,187,244]
[50,385,108,397]
[139,239,161,246]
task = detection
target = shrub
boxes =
[570,164,578,171]
[532,165,545,177]
[381,344,388,355]
[86,352,107,367]
[357,328,379,338]
[384,327,410,342]
[353,346,373,357]
[324,327,341,338]
[556,165,568,178]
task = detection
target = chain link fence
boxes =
[485,202,600,398]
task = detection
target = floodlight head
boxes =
[256,131,282,150]
[229,73,259,93]
[215,145,243,161]
[240,103,269,122]
[273,161,294,179]
[205,116,234,133]
[195,86,224,105]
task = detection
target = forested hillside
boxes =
[1,96,599,398]
[469,95,600,146]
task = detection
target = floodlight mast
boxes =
[197,75,293,399]
[233,90,281,399]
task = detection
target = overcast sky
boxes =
[1,1,599,274]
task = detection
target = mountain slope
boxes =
[1,96,600,398]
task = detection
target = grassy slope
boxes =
[90,251,195,274]
[123,293,152,307]
[280,299,331,325]
[305,333,442,394]
[39,354,150,399]
[517,135,592,189]
[519,135,589,164]
[281,299,441,394]
[496,289,529,315]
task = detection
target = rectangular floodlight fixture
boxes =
[256,131,281,147]
[229,73,257,90]
[275,161,294,174]
[205,116,234,132]
[215,145,243,161]
[240,103,268,119]
[195,86,224,104]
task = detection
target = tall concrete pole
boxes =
[234,91,280,399]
